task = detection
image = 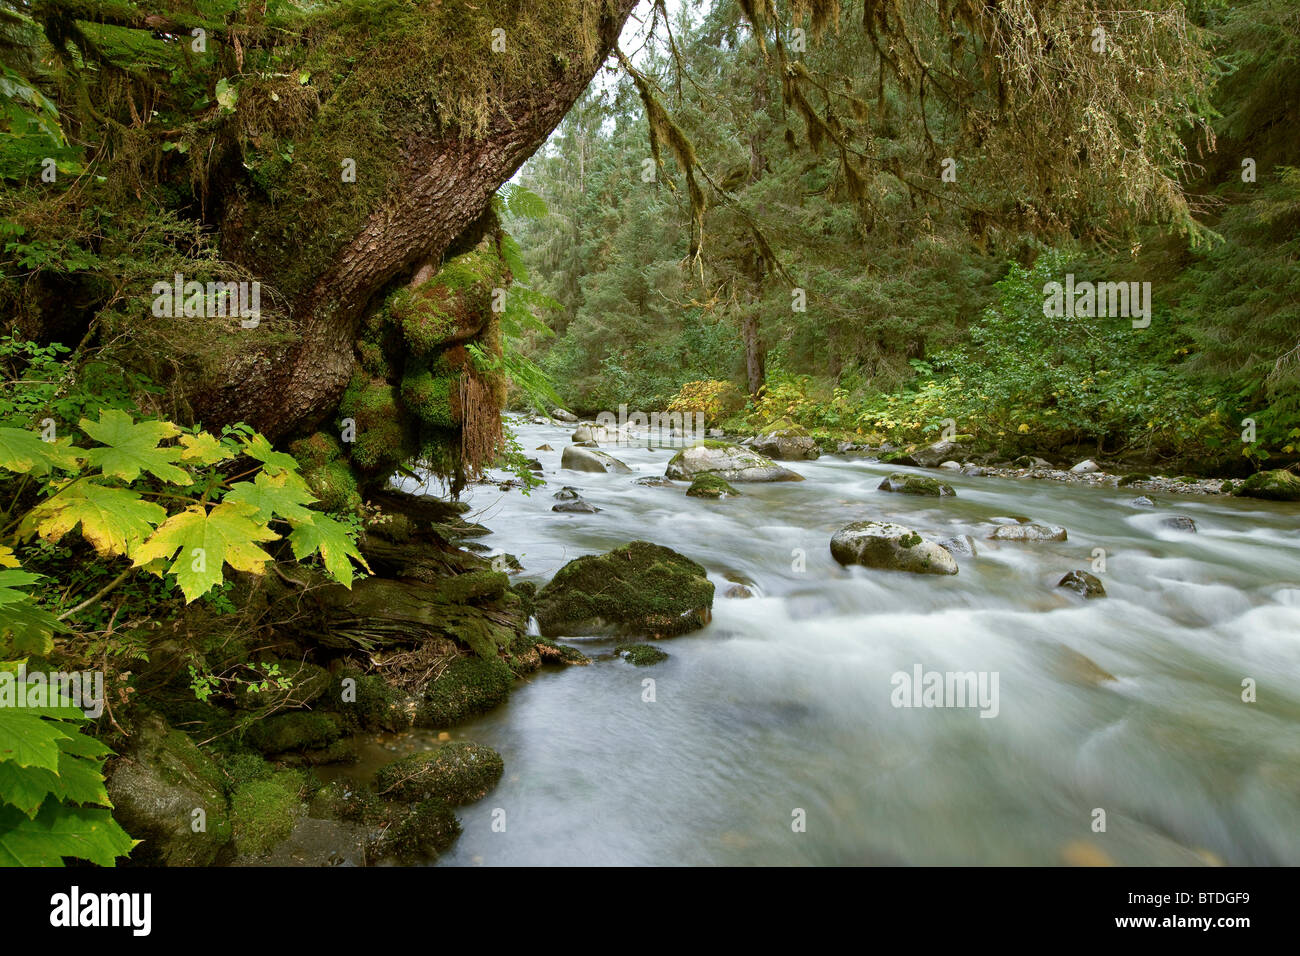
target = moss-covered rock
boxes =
[1233,469,1300,502]
[327,671,418,732]
[830,521,959,575]
[368,798,461,863]
[244,711,345,755]
[878,473,955,496]
[105,714,233,866]
[535,540,715,638]
[374,743,504,805]
[302,459,363,514]
[418,655,514,727]
[686,474,741,498]
[230,772,306,858]
[618,643,669,666]
[665,442,803,482]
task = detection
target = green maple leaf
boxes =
[0,745,110,818]
[0,568,66,655]
[0,427,81,475]
[0,803,135,867]
[288,512,369,588]
[0,709,77,772]
[239,433,302,476]
[224,470,317,524]
[79,409,191,484]
[179,431,235,465]
[132,502,279,602]
[21,478,167,557]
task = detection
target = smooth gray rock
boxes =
[665,443,803,482]
[830,521,959,575]
[561,445,632,474]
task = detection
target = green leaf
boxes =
[215,77,238,112]
[0,427,81,475]
[179,431,234,465]
[21,478,167,557]
[239,433,302,477]
[79,409,190,484]
[288,512,368,588]
[132,502,279,602]
[224,470,317,524]
[0,710,74,772]
[0,746,109,818]
[0,802,134,867]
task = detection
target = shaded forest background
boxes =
[511,0,1300,471]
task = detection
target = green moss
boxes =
[418,656,513,727]
[244,711,344,755]
[374,742,504,805]
[686,474,741,498]
[369,798,461,863]
[1118,473,1152,486]
[534,540,715,638]
[328,672,417,732]
[230,772,305,857]
[618,643,669,666]
[303,459,362,513]
[878,473,955,496]
[1233,468,1300,501]
[216,750,276,797]
[289,431,342,469]
[401,367,458,427]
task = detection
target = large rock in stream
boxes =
[665,442,803,482]
[535,541,715,638]
[561,444,631,473]
[750,420,820,460]
[830,522,959,575]
[1233,469,1300,502]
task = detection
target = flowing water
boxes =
[369,421,1300,865]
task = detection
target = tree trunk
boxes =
[194,0,641,440]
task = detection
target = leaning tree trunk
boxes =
[196,0,641,440]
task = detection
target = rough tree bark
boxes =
[196,0,641,440]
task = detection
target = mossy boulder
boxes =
[618,643,669,666]
[535,541,715,638]
[244,711,345,756]
[751,419,819,460]
[665,442,803,482]
[230,772,306,858]
[328,671,418,732]
[686,474,741,498]
[418,656,514,727]
[105,714,233,866]
[878,473,955,496]
[1233,469,1300,502]
[369,798,461,863]
[374,743,504,805]
[830,521,959,575]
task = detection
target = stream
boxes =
[348,420,1300,865]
